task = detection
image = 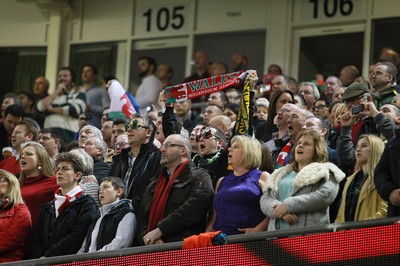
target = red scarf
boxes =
[165,71,245,104]
[54,186,83,217]
[148,160,189,231]
[351,120,363,143]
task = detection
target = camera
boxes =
[259,84,271,93]
[351,104,364,115]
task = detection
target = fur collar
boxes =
[265,162,345,193]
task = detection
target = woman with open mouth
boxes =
[261,130,345,230]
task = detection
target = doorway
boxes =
[130,37,187,93]
[292,24,365,82]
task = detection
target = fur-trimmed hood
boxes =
[265,162,345,193]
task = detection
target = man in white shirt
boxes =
[135,56,163,116]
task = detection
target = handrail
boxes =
[5,217,399,266]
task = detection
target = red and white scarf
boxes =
[165,71,246,104]
[54,186,83,217]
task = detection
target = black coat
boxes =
[137,163,213,244]
[30,194,99,258]
[108,142,161,211]
[374,128,400,217]
[93,158,110,183]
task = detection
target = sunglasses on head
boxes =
[196,127,220,142]
[125,119,149,130]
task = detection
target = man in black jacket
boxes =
[138,134,213,245]
[108,114,161,211]
[31,152,98,258]
[375,127,400,217]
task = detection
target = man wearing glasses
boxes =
[138,134,213,245]
[108,115,161,211]
[336,82,393,175]
[369,61,398,108]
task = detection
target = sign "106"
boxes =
[309,0,354,18]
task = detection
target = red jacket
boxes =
[0,156,20,176]
[0,203,32,262]
[21,174,58,228]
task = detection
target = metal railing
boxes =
[4,217,399,266]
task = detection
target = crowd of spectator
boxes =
[1,48,400,262]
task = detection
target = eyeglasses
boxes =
[115,142,129,148]
[278,107,290,113]
[161,142,184,149]
[125,119,149,130]
[196,127,220,142]
[313,104,327,111]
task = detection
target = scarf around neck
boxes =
[148,160,189,231]
[54,186,83,217]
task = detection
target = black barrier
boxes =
[4,217,400,266]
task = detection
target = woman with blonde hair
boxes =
[261,130,345,230]
[19,141,57,228]
[206,135,270,235]
[0,170,32,263]
[335,135,387,222]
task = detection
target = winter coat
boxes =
[137,164,214,244]
[93,158,110,183]
[83,199,136,252]
[0,204,32,263]
[336,171,387,223]
[374,128,400,217]
[260,162,345,230]
[30,194,99,258]
[109,142,161,211]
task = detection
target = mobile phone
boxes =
[351,104,364,114]
[259,84,271,93]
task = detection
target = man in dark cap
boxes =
[336,82,394,175]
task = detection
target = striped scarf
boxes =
[54,186,83,217]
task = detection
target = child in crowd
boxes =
[255,98,269,122]
[79,177,136,253]
[30,153,98,258]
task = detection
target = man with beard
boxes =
[135,56,163,116]
[138,134,213,245]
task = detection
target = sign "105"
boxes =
[142,5,186,32]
